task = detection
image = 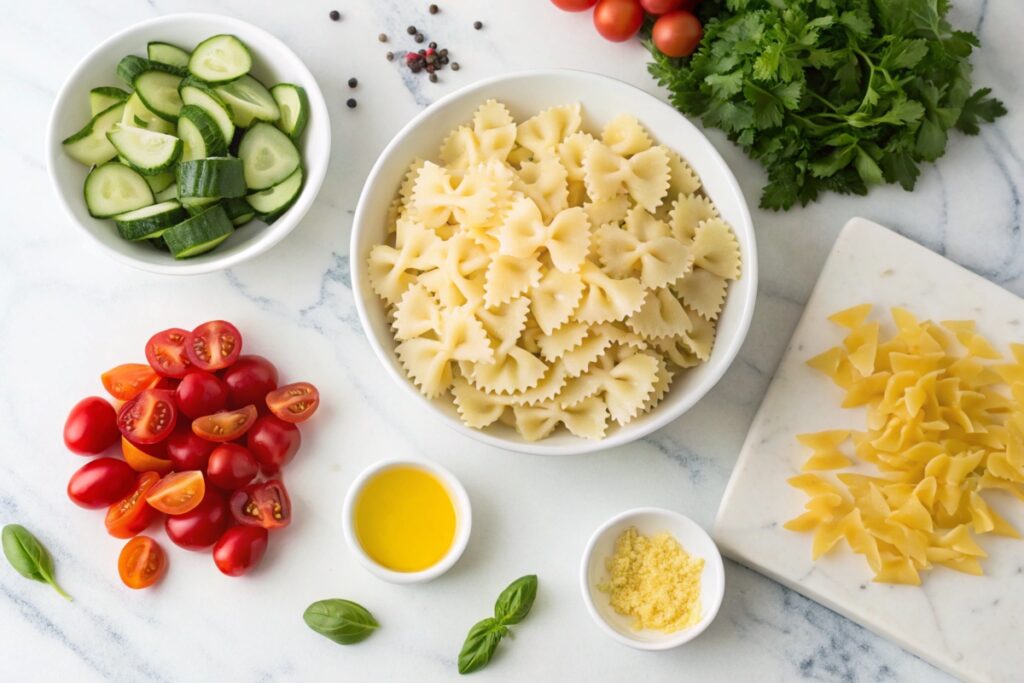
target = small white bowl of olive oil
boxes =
[342,458,472,584]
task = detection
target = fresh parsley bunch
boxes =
[648,0,1006,210]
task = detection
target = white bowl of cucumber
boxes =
[46,13,330,275]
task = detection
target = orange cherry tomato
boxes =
[105,472,160,539]
[265,382,320,423]
[146,471,206,515]
[192,405,258,442]
[121,437,173,474]
[101,364,161,401]
[118,536,166,589]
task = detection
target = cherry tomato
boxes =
[221,355,278,409]
[145,328,192,378]
[639,0,693,14]
[265,382,319,423]
[593,0,644,42]
[105,472,160,539]
[101,364,160,401]
[206,444,259,490]
[67,457,136,508]
[213,525,268,577]
[121,437,173,474]
[64,397,119,455]
[551,0,598,10]
[187,320,242,372]
[116,389,177,445]
[166,426,215,471]
[652,9,702,57]
[117,536,166,589]
[146,470,206,515]
[229,480,291,529]
[165,489,228,550]
[175,371,229,419]
[192,405,258,442]
[247,415,301,472]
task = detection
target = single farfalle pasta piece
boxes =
[601,114,653,157]
[558,347,659,425]
[626,288,693,340]
[559,132,597,182]
[597,207,694,289]
[674,267,727,321]
[516,103,582,158]
[692,218,742,280]
[417,233,489,308]
[668,193,718,244]
[530,268,585,335]
[515,158,569,222]
[582,141,670,212]
[395,302,494,398]
[367,217,442,305]
[484,254,543,308]
[512,395,610,441]
[440,100,517,171]
[451,374,510,428]
[576,261,647,325]
[497,196,590,272]
[412,161,495,229]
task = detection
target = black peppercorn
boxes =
[414,33,424,43]
[473,21,482,30]
[378,33,388,42]
[451,62,460,71]
[329,10,340,21]
[439,48,448,57]
[407,25,417,35]
[429,4,439,14]
[429,73,438,83]
[428,41,437,49]
[425,64,435,73]
[440,56,449,65]
[346,98,357,108]
[386,51,394,61]
[347,77,358,88]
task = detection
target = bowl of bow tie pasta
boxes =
[351,70,756,455]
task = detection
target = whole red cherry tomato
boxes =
[187,320,242,372]
[221,355,278,409]
[247,415,301,472]
[213,525,268,576]
[145,328,192,378]
[67,457,136,508]
[640,0,693,14]
[117,389,177,445]
[105,472,160,539]
[206,444,259,490]
[192,405,258,442]
[175,371,228,419]
[652,10,703,57]
[551,0,598,10]
[593,0,644,42]
[64,397,120,455]
[166,426,215,471]
[265,382,319,423]
[165,489,228,550]
[229,480,291,529]
[118,536,166,589]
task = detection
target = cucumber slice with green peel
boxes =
[147,42,190,69]
[246,166,302,217]
[106,124,182,175]
[270,84,309,140]
[177,105,227,160]
[182,197,219,216]
[215,75,280,127]
[154,183,178,202]
[90,87,130,116]
[133,71,183,121]
[61,101,125,166]
[179,79,235,145]
[238,123,301,190]
[177,157,246,199]
[222,197,255,225]
[117,55,185,86]
[145,170,176,194]
[150,237,171,251]
[122,93,175,134]
[84,162,154,218]
[163,204,234,258]
[113,200,187,240]
[188,35,251,84]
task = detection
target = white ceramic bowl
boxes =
[341,458,472,584]
[580,507,725,650]
[351,69,757,455]
[46,13,330,275]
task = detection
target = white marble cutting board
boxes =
[714,217,1024,683]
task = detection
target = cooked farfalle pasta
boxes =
[368,99,742,441]
[786,305,1024,584]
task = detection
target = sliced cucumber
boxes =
[214,75,279,127]
[113,200,187,240]
[179,79,235,145]
[147,41,190,69]
[122,93,175,134]
[84,162,154,218]
[222,197,255,226]
[133,71,183,121]
[270,84,309,140]
[162,204,234,258]
[246,166,302,217]
[117,55,185,86]
[150,237,171,251]
[182,197,220,216]
[188,35,251,84]
[107,124,182,175]
[177,105,227,161]
[61,101,125,166]
[177,157,246,199]
[145,170,176,193]
[90,87,130,116]
[238,123,301,190]
[154,183,178,202]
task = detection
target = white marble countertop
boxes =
[1,1,1020,681]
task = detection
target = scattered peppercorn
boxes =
[429,4,439,14]
[346,98,357,109]
[386,51,394,61]
[473,21,483,30]
[407,25,417,35]
[347,77,358,88]
[378,33,388,42]
[329,10,340,21]
[439,48,448,57]
[429,73,438,83]
[428,41,437,49]
[451,62,460,71]
[414,33,424,43]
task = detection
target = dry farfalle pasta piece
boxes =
[601,114,653,157]
[515,158,569,222]
[558,348,659,425]
[626,288,693,340]
[668,193,718,244]
[367,217,442,305]
[582,142,670,212]
[516,104,582,158]
[674,267,727,321]
[417,233,489,308]
[530,268,585,335]
[597,207,694,289]
[497,196,590,272]
[396,303,494,398]
[576,261,646,325]
[692,218,742,280]
[412,161,496,229]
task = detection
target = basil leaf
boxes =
[2,524,71,600]
[493,574,537,626]
[457,617,506,675]
[303,599,379,645]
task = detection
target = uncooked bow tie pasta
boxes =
[367,100,742,441]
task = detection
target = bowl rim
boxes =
[341,457,472,584]
[350,68,757,455]
[44,12,331,276]
[578,506,726,650]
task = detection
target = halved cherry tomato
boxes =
[166,426,215,471]
[67,457,136,508]
[146,470,206,515]
[121,437,173,474]
[117,389,177,445]
[213,525,268,577]
[229,480,291,529]
[192,405,257,442]
[187,321,242,372]
[101,364,160,401]
[206,443,259,490]
[221,355,278,409]
[118,536,166,589]
[64,397,120,455]
[265,382,319,423]
[175,371,229,418]
[247,414,301,472]
[105,472,160,539]
[145,328,192,378]
[165,489,228,550]
[593,0,644,42]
